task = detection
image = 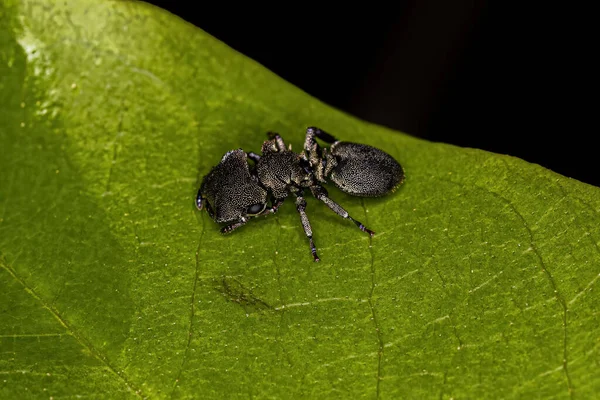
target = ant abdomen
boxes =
[327,141,405,197]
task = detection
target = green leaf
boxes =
[1,1,599,399]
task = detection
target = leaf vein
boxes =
[568,273,600,306]
[432,175,574,396]
[466,182,574,398]
[170,210,206,397]
[498,199,573,397]
[0,258,142,398]
[362,199,383,399]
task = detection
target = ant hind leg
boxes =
[310,184,375,237]
[306,126,338,144]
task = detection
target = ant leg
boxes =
[204,202,215,219]
[304,127,318,154]
[310,184,375,237]
[303,127,323,168]
[264,197,285,215]
[247,152,261,163]
[294,193,320,262]
[306,126,338,144]
[220,217,249,235]
[266,131,287,152]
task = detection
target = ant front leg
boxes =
[220,217,249,235]
[293,190,320,262]
[310,184,375,237]
[264,197,285,215]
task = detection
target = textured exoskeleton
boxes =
[195,127,405,262]
[196,149,274,234]
[246,131,382,262]
[303,126,405,197]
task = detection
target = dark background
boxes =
[142,1,595,187]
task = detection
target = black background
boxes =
[141,1,595,187]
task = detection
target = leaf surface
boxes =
[1,1,599,399]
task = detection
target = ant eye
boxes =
[247,203,266,215]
